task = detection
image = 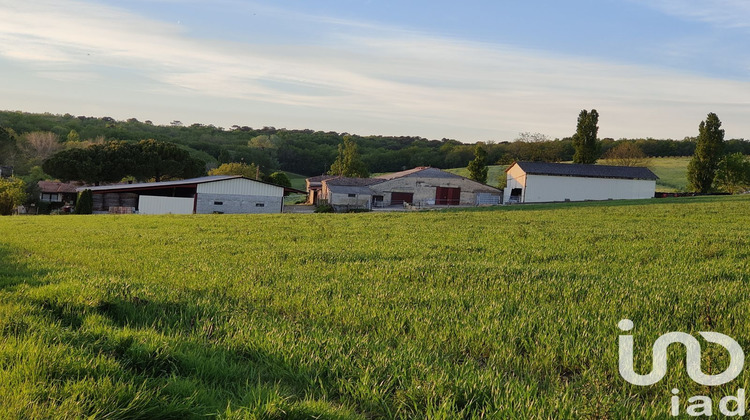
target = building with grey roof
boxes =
[314,167,502,211]
[80,175,304,214]
[504,161,658,204]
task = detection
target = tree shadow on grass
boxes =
[0,245,357,418]
[0,244,49,290]
[35,294,365,419]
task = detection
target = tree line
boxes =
[2,109,750,215]
[462,109,750,194]
[41,139,205,184]
[4,110,750,180]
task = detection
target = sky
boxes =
[0,0,749,142]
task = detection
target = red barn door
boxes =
[435,187,461,205]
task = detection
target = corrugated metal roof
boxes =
[327,184,375,195]
[373,167,431,180]
[320,167,502,193]
[511,161,659,180]
[324,177,384,186]
[306,174,338,183]
[79,176,307,195]
[79,175,239,192]
[375,166,477,180]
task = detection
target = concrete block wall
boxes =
[329,192,371,211]
[196,193,282,214]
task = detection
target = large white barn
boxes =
[81,175,303,214]
[504,161,658,204]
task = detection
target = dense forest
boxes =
[2,110,750,179]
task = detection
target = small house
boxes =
[38,181,82,204]
[305,174,337,205]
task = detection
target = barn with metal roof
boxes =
[316,167,502,211]
[504,161,658,204]
[79,175,304,214]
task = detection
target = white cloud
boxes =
[0,0,749,141]
[630,0,750,28]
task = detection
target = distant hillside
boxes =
[2,110,747,179]
[0,110,462,176]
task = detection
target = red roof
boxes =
[37,181,84,194]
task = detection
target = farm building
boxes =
[38,181,82,204]
[79,175,304,214]
[305,174,337,205]
[314,167,502,211]
[504,161,658,204]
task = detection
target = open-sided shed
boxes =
[80,175,304,214]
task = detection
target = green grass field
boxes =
[282,172,309,205]
[283,172,308,191]
[445,166,508,189]
[2,196,749,418]
[644,157,691,192]
[446,157,691,192]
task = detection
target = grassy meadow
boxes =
[643,157,691,192]
[2,196,750,418]
[445,166,508,188]
[283,172,308,191]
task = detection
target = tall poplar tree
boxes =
[572,109,600,164]
[467,144,488,184]
[687,112,724,193]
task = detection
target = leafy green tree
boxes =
[217,149,232,164]
[20,166,50,206]
[43,143,126,185]
[67,129,80,143]
[134,139,205,182]
[209,162,261,179]
[467,144,488,184]
[75,189,93,214]
[43,147,94,183]
[0,127,18,166]
[267,171,291,187]
[0,177,26,215]
[572,109,600,164]
[248,134,278,150]
[103,141,140,182]
[43,140,205,184]
[328,136,369,178]
[714,153,750,194]
[687,113,725,193]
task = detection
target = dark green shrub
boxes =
[314,204,334,213]
[268,171,292,188]
[75,189,93,214]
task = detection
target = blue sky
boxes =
[0,0,749,142]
